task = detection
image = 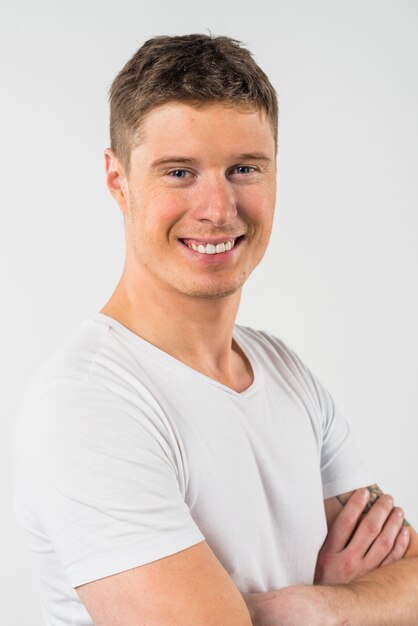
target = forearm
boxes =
[335,555,418,626]
[244,557,418,626]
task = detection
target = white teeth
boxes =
[186,238,237,255]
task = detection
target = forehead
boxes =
[131,102,275,162]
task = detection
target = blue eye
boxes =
[233,166,256,175]
[169,169,188,178]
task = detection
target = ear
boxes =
[104,148,129,215]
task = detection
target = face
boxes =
[106,101,277,301]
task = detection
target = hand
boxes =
[314,488,410,584]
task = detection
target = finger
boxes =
[323,489,370,552]
[361,484,385,516]
[382,526,411,565]
[347,494,394,556]
[380,527,411,567]
[363,506,404,568]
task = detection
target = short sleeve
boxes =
[273,338,376,499]
[316,382,375,498]
[19,378,205,588]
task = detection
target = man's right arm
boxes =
[76,540,252,626]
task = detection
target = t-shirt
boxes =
[13,313,374,626]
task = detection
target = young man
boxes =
[14,34,418,625]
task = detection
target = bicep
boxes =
[323,483,418,558]
[76,540,252,626]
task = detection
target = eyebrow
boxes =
[150,152,272,169]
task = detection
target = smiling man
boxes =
[14,34,418,626]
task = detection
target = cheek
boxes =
[142,188,187,231]
[236,186,275,225]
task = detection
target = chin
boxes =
[180,277,246,300]
[186,288,238,300]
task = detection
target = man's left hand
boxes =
[314,487,409,584]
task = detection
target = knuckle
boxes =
[397,531,410,549]
[341,551,356,576]
[380,495,395,510]
[354,489,368,504]
[386,521,402,535]
[379,534,395,551]
[389,545,404,560]
[338,513,357,532]
[391,547,404,560]
[363,519,382,535]
[393,507,404,521]
[389,535,408,558]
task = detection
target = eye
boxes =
[168,169,189,178]
[231,165,258,176]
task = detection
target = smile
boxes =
[178,236,245,258]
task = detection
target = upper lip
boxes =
[179,235,244,244]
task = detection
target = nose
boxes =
[193,173,238,226]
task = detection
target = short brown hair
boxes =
[109,33,278,173]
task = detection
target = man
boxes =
[13,34,417,625]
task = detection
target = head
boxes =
[105,34,278,303]
[109,33,279,176]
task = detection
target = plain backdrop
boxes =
[2,1,417,624]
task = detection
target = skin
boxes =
[101,101,277,392]
[317,486,412,585]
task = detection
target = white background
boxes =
[2,1,417,624]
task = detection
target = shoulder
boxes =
[14,317,173,479]
[18,314,166,426]
[20,317,111,409]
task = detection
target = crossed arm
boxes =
[75,483,418,625]
[243,484,418,626]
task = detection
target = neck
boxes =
[99,266,244,384]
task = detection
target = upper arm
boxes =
[76,540,252,626]
[323,484,418,558]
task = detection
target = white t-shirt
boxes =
[13,313,374,626]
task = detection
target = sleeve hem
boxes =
[67,526,206,588]
[322,473,376,500]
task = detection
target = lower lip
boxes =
[178,237,245,264]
